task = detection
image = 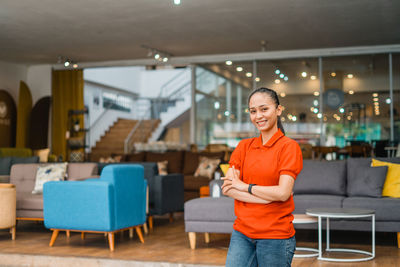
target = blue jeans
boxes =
[226,230,296,267]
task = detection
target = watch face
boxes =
[324,89,344,110]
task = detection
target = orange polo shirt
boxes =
[229,129,303,239]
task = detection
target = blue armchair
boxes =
[43,164,147,251]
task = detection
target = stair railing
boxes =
[124,119,143,153]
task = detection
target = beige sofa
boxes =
[10,163,98,220]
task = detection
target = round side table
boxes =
[293,214,318,258]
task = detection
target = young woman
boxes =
[222,87,303,267]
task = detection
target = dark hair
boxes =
[247,87,285,134]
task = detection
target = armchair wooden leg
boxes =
[135,226,144,243]
[204,232,210,244]
[148,216,153,231]
[108,233,115,252]
[188,232,196,249]
[129,228,134,238]
[169,212,174,223]
[397,232,400,249]
[81,232,85,240]
[66,230,70,238]
[49,230,59,247]
[10,226,16,240]
[143,223,148,234]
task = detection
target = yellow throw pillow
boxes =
[371,158,400,198]
[219,164,230,176]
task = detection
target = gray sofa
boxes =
[184,157,400,248]
[97,162,184,219]
[10,163,98,220]
[0,156,39,183]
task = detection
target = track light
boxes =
[64,60,70,67]
[174,0,181,5]
[142,45,172,64]
[154,54,160,60]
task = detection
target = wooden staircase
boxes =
[90,118,160,161]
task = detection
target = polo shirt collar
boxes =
[252,129,284,148]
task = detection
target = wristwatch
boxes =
[248,184,256,194]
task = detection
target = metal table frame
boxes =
[306,209,375,262]
[293,214,318,258]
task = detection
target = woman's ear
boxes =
[276,105,283,116]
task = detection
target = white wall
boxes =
[139,68,189,98]
[0,61,28,102]
[84,66,143,95]
[26,64,52,103]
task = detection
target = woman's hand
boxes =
[221,166,248,194]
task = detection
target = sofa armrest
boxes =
[148,173,184,215]
[43,180,115,231]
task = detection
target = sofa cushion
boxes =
[32,163,68,194]
[194,157,221,179]
[10,164,39,194]
[372,158,400,198]
[184,197,235,222]
[17,192,43,210]
[183,151,225,175]
[294,160,346,195]
[145,151,183,174]
[343,197,400,221]
[347,166,388,197]
[294,194,345,214]
[67,163,98,180]
[184,175,210,191]
[11,156,39,165]
[0,157,12,175]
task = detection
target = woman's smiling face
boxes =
[248,92,282,133]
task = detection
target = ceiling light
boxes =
[64,60,70,67]
[72,64,78,69]
[317,113,322,119]
[246,72,252,77]
[349,90,354,95]
[275,79,281,84]
[374,102,379,106]
[313,108,319,114]
[347,74,354,79]
[214,101,220,109]
[339,108,345,113]
[174,0,181,5]
[224,110,230,116]
[236,66,243,72]
[225,60,232,66]
[292,116,297,122]
[347,116,352,120]
[301,72,307,78]
[386,98,392,104]
[280,92,286,97]
[154,53,160,59]
[310,75,317,80]
[281,117,285,122]
[372,93,378,97]
[162,57,169,62]
[255,77,260,82]
[310,107,315,112]
[313,100,319,106]
[373,97,379,102]
[284,76,289,81]
[331,72,336,77]
[313,91,320,96]
[275,69,281,75]
[279,74,284,78]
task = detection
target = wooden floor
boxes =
[0,213,399,266]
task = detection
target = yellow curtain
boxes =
[16,81,32,148]
[51,69,84,160]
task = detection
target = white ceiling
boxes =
[1,0,400,64]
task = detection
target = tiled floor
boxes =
[0,213,399,266]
